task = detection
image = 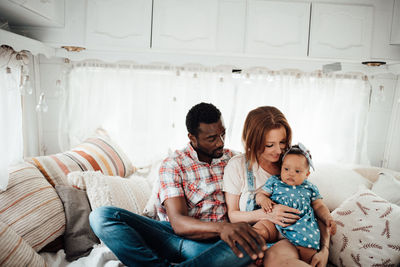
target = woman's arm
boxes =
[225,192,301,227]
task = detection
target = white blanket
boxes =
[40,244,125,267]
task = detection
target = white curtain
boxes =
[0,47,24,191]
[61,63,370,167]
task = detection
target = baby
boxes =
[253,143,336,263]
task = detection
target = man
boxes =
[90,102,266,266]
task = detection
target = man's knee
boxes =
[89,206,118,235]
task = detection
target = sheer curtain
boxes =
[0,46,24,190]
[61,63,370,167]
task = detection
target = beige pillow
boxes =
[0,162,65,251]
[329,188,400,266]
[308,163,372,211]
[371,172,400,206]
[28,134,135,187]
[68,171,152,215]
[0,221,47,267]
[353,166,400,183]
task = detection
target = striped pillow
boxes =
[28,135,135,187]
[0,162,65,251]
[0,221,47,267]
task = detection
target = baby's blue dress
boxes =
[261,175,321,250]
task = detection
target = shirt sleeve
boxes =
[308,181,322,201]
[261,175,277,194]
[223,156,245,195]
[158,158,185,205]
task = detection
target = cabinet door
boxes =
[5,0,64,26]
[309,3,373,60]
[86,0,152,50]
[390,0,400,44]
[245,0,310,57]
[152,0,246,53]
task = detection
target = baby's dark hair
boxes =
[186,102,221,136]
[283,145,312,168]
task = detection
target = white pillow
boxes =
[371,172,400,206]
[68,171,152,215]
[329,188,400,266]
[308,163,372,211]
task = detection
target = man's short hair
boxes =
[186,102,221,136]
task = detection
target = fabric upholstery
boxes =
[308,163,372,211]
[0,162,65,251]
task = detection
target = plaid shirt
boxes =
[156,143,236,222]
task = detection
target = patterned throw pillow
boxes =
[0,162,65,251]
[329,188,400,266]
[0,221,46,267]
[68,171,151,215]
[28,135,135,187]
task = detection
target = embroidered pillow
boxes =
[0,162,65,251]
[68,171,152,215]
[28,134,135,187]
[0,221,46,267]
[329,188,400,266]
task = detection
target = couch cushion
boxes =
[68,171,151,215]
[0,221,47,267]
[308,163,372,211]
[28,135,135,187]
[0,162,65,251]
[329,188,400,266]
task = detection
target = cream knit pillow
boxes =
[68,171,152,215]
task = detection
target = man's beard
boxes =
[196,145,224,159]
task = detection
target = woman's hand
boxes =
[310,245,329,267]
[267,204,301,227]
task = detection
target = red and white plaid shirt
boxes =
[156,143,236,222]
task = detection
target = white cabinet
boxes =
[309,2,373,60]
[85,0,152,50]
[0,0,64,27]
[245,0,310,57]
[152,0,246,53]
[390,0,400,45]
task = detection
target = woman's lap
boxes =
[264,239,310,267]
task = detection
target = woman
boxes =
[223,106,329,266]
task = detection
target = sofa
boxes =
[1,133,399,267]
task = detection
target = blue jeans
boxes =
[89,206,253,267]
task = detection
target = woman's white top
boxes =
[223,154,272,211]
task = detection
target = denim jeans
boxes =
[89,206,253,267]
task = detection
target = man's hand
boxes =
[219,222,267,260]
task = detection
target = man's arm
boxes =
[164,196,267,260]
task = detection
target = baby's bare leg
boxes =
[253,220,279,242]
[296,246,317,264]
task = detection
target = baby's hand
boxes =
[260,198,274,213]
[327,217,337,235]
